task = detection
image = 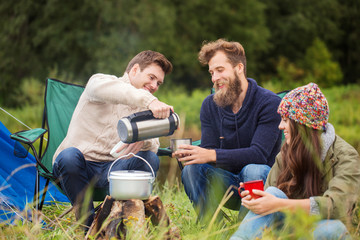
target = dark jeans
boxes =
[53,147,159,227]
[181,163,271,223]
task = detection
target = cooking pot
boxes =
[107,153,155,200]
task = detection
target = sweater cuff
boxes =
[145,95,158,108]
[310,197,320,215]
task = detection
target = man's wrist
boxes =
[210,149,217,163]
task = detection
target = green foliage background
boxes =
[1,0,359,150]
[1,0,359,107]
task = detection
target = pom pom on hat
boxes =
[277,83,329,131]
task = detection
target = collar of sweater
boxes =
[321,123,335,161]
[121,72,131,83]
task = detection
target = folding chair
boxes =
[10,78,108,213]
[9,78,191,213]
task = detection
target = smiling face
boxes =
[208,51,242,108]
[129,63,165,94]
[279,117,291,145]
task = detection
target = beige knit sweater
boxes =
[52,73,160,164]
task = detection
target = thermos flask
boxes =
[117,110,180,143]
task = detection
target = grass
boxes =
[2,178,360,239]
[0,179,240,239]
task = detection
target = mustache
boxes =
[214,80,228,90]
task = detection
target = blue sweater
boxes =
[200,78,282,173]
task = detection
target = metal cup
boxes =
[170,138,192,171]
[170,138,192,152]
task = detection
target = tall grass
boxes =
[0,179,238,239]
[1,179,359,239]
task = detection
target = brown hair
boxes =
[125,50,173,75]
[277,119,323,199]
[198,39,247,77]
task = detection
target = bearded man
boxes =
[173,39,282,223]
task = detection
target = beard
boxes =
[213,72,242,108]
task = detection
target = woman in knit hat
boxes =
[231,83,360,240]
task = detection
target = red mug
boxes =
[238,180,264,199]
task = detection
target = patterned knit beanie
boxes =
[277,83,329,131]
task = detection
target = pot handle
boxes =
[107,152,155,183]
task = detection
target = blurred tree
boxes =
[302,38,343,88]
[275,56,305,90]
[170,0,270,91]
[0,0,44,107]
[260,0,359,85]
[0,0,270,105]
[32,0,101,79]
[337,0,360,84]
[0,0,101,107]
[92,0,177,77]
[271,39,343,89]
[94,0,270,92]
[261,0,342,61]
[1,0,358,107]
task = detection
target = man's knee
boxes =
[53,147,85,175]
[181,164,200,186]
[147,151,160,172]
[182,164,213,189]
[137,151,160,172]
[182,164,202,179]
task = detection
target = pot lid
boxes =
[109,170,153,180]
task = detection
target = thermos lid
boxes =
[117,119,133,143]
